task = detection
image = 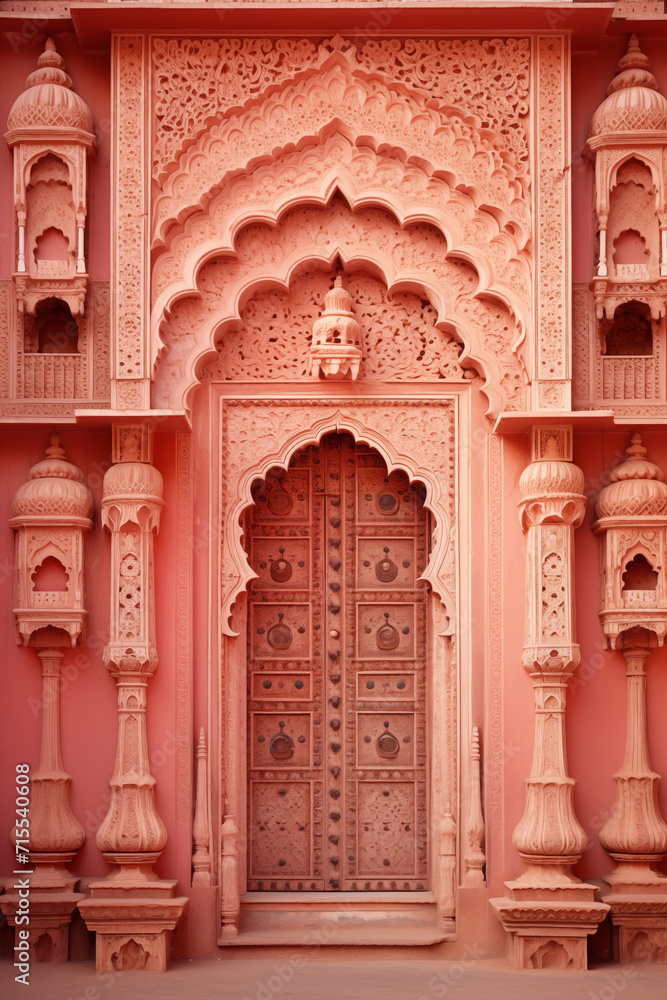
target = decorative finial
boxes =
[45,432,66,460]
[607,34,658,95]
[626,432,647,462]
[25,36,73,91]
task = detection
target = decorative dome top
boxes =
[11,433,93,521]
[7,38,94,135]
[320,276,355,319]
[595,433,667,518]
[589,35,667,137]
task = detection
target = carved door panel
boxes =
[245,433,429,891]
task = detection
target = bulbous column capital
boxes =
[102,461,164,534]
[519,453,586,531]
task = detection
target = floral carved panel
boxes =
[151,35,530,188]
[200,267,465,383]
[152,53,530,246]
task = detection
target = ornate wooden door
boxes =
[245,433,429,891]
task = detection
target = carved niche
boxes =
[5,38,96,317]
[592,433,667,963]
[2,41,108,417]
[575,36,667,415]
[10,433,93,646]
[593,432,667,648]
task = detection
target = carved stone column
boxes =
[1,436,92,961]
[78,424,186,972]
[593,436,667,962]
[491,426,608,970]
[599,636,667,962]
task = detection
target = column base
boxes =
[490,880,609,970]
[1,856,84,962]
[0,890,83,963]
[77,872,188,972]
[601,858,667,962]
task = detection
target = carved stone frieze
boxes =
[152,35,530,208]
[111,36,150,409]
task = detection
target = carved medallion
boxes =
[376,612,399,650]
[267,612,293,650]
[269,721,295,761]
[270,547,293,583]
[375,547,398,583]
[376,721,400,760]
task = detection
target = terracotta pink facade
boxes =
[1,0,667,974]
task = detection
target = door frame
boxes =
[206,384,472,939]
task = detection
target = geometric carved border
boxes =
[534,35,570,405]
[487,431,505,860]
[176,431,193,824]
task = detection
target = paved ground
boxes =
[1,957,665,1000]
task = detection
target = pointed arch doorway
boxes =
[244,432,430,892]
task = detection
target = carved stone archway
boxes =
[213,396,460,941]
[155,196,527,418]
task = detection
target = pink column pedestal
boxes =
[78,444,186,972]
[1,647,85,962]
[599,640,667,963]
[491,429,609,969]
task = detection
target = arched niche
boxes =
[218,401,457,637]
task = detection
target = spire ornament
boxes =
[309,276,362,379]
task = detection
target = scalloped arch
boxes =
[220,405,456,637]
[154,197,526,418]
[609,151,664,205]
[153,59,529,247]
